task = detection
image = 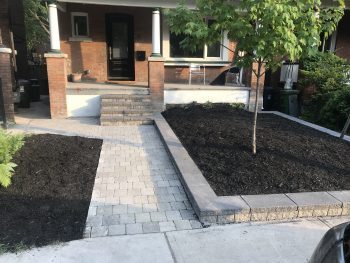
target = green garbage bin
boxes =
[280,89,300,117]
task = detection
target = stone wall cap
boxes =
[0,48,12,54]
[148,56,165,62]
[44,53,68,58]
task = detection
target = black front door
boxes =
[106,14,135,80]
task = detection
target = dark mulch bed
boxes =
[0,134,102,252]
[163,104,350,196]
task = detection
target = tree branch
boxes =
[29,9,50,36]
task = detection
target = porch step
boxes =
[100,94,154,126]
[101,108,154,115]
[100,116,154,126]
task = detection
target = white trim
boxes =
[164,62,230,67]
[59,0,197,9]
[162,19,230,63]
[0,48,12,54]
[71,12,90,38]
[330,28,338,52]
[68,36,93,42]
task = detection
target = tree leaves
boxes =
[165,0,344,75]
[23,0,49,51]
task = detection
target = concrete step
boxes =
[101,101,152,107]
[101,105,154,111]
[100,94,153,126]
[67,87,150,95]
[100,115,154,126]
[101,94,151,99]
[100,108,155,115]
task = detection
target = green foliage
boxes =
[23,0,49,51]
[166,0,344,154]
[0,130,24,188]
[166,0,344,75]
[229,103,246,110]
[300,51,350,130]
[0,242,29,255]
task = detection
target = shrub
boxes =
[0,130,24,188]
[299,51,350,131]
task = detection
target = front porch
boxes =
[43,0,260,122]
[65,82,251,122]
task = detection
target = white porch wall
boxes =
[67,95,100,117]
[66,89,250,117]
[164,89,250,105]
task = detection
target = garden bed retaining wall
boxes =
[154,111,350,224]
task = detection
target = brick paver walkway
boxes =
[10,116,202,238]
[85,125,202,238]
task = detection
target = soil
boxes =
[0,134,102,252]
[163,104,350,196]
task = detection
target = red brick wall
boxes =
[149,58,164,110]
[335,10,350,61]
[0,52,15,122]
[58,4,152,83]
[46,56,67,119]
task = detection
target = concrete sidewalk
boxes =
[2,217,349,263]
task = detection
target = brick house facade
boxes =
[57,2,237,85]
[0,0,28,123]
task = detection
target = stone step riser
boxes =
[101,113,154,118]
[101,103,152,108]
[101,106,153,111]
[101,99,151,103]
[101,120,154,126]
[100,94,153,125]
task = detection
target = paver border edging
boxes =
[154,112,350,224]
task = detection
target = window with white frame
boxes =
[71,12,89,37]
[169,19,222,59]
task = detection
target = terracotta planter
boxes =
[71,73,82,82]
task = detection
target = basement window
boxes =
[71,12,89,38]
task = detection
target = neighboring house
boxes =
[326,9,350,61]
[0,0,28,124]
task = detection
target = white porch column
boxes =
[48,1,61,52]
[151,9,161,57]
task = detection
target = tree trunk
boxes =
[252,62,262,155]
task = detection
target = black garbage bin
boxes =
[263,86,274,111]
[17,79,31,108]
[29,79,41,102]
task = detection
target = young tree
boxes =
[23,0,49,51]
[166,0,344,155]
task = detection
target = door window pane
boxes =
[112,23,128,59]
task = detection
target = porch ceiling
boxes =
[58,0,348,9]
[58,0,197,9]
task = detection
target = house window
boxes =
[169,19,222,59]
[170,33,204,58]
[71,12,89,37]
